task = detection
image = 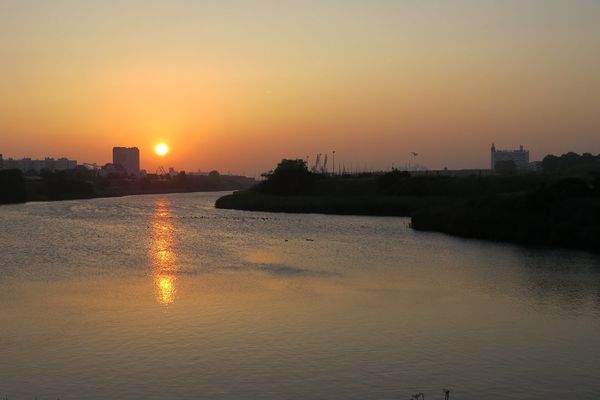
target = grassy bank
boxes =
[0,168,255,204]
[411,192,600,252]
[215,158,600,253]
[216,190,447,216]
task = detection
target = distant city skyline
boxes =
[1,0,599,175]
[0,141,595,177]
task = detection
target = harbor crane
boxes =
[311,153,321,173]
[156,166,167,176]
[321,154,328,174]
[311,153,330,174]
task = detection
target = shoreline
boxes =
[215,190,448,217]
[1,188,235,206]
[0,168,255,205]
[216,190,600,254]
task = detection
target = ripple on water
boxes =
[1,192,600,399]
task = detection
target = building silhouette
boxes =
[112,147,140,175]
[0,154,76,172]
[491,144,529,170]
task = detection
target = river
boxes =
[1,192,599,399]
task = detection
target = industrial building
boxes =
[112,147,140,175]
[491,144,530,171]
[0,154,77,172]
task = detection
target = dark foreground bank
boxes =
[216,158,600,253]
[411,192,600,251]
[216,191,447,217]
[0,168,255,204]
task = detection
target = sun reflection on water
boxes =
[149,198,178,305]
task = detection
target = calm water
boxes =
[1,192,599,399]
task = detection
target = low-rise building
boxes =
[0,154,77,172]
[99,163,127,177]
[491,144,530,171]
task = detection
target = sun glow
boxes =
[155,143,169,156]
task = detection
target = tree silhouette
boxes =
[0,169,26,203]
[258,159,316,195]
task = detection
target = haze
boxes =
[1,0,599,175]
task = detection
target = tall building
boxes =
[0,154,77,172]
[491,144,530,170]
[112,147,140,175]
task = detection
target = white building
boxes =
[0,154,77,172]
[491,144,530,170]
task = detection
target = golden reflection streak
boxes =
[149,198,178,305]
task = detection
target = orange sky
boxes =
[1,0,599,176]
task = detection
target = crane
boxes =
[156,166,167,176]
[312,153,321,173]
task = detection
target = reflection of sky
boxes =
[149,198,177,305]
[2,193,600,399]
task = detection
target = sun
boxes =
[155,143,169,156]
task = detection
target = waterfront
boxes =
[1,192,599,399]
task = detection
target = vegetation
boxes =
[216,191,442,216]
[0,169,27,203]
[217,154,600,253]
[377,171,546,197]
[542,152,600,174]
[411,178,600,251]
[1,167,255,204]
[258,159,316,195]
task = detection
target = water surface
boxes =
[1,192,599,399]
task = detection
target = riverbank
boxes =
[411,194,600,252]
[215,190,448,216]
[217,188,600,253]
[0,168,255,204]
[215,159,600,253]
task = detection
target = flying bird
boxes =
[411,152,418,157]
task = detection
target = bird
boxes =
[411,152,419,157]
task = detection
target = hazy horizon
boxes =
[1,0,599,175]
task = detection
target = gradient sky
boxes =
[1,0,599,175]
